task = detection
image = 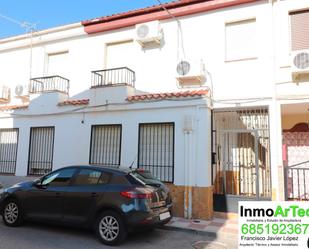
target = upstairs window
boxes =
[47,51,69,77]
[105,40,134,69]
[225,19,256,61]
[290,10,309,51]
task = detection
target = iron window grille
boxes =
[0,129,19,174]
[89,125,122,166]
[138,123,175,183]
[28,127,55,176]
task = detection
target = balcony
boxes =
[0,86,10,102]
[29,76,70,95]
[91,67,135,88]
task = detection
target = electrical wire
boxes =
[155,0,186,61]
[0,12,37,79]
[0,13,36,33]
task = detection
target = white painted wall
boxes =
[0,0,309,198]
[0,90,211,187]
[0,0,303,102]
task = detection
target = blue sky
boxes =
[0,0,174,38]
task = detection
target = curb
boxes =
[160,224,238,240]
[160,224,217,237]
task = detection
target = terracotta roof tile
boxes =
[58,99,89,106]
[82,0,259,28]
[82,0,205,25]
[127,89,209,102]
[0,104,28,111]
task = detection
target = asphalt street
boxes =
[0,220,237,249]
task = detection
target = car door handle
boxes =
[56,192,61,197]
[91,192,98,197]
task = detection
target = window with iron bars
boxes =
[28,127,55,176]
[0,128,19,174]
[89,125,122,166]
[138,123,175,183]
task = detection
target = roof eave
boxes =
[82,0,261,34]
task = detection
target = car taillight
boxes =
[120,188,154,199]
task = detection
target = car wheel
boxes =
[95,210,127,245]
[2,199,23,227]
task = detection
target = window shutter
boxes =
[290,10,309,51]
[225,19,256,61]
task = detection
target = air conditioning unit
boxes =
[0,85,10,102]
[135,21,162,47]
[176,60,206,86]
[291,50,309,77]
[14,84,29,98]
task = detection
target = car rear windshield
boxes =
[129,170,162,186]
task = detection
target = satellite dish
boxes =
[294,52,309,70]
[15,85,24,96]
[137,24,149,39]
[177,61,191,76]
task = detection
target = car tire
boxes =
[95,210,127,245]
[2,199,23,227]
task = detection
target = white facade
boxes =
[0,87,211,188]
[0,0,309,206]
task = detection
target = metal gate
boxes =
[282,128,309,201]
[285,161,309,201]
[212,108,271,212]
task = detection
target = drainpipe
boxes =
[184,115,193,219]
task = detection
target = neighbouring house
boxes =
[0,0,309,219]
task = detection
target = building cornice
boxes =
[82,0,261,34]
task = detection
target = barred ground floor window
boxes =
[28,127,55,176]
[89,124,122,166]
[138,123,174,183]
[0,128,19,174]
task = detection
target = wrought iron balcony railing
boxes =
[91,67,135,88]
[29,75,70,95]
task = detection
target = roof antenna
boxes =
[129,155,138,169]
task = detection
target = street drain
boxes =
[193,241,227,249]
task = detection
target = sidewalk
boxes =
[165,216,238,239]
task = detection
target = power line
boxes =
[155,0,186,61]
[0,13,38,79]
[0,13,36,32]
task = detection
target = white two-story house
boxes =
[0,0,308,219]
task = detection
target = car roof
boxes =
[60,164,134,175]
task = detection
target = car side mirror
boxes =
[34,180,48,189]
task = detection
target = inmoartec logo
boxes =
[240,205,309,218]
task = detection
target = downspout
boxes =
[183,115,193,219]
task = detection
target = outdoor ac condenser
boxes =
[291,50,309,80]
[176,59,206,86]
[135,21,163,47]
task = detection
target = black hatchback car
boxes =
[0,165,172,245]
